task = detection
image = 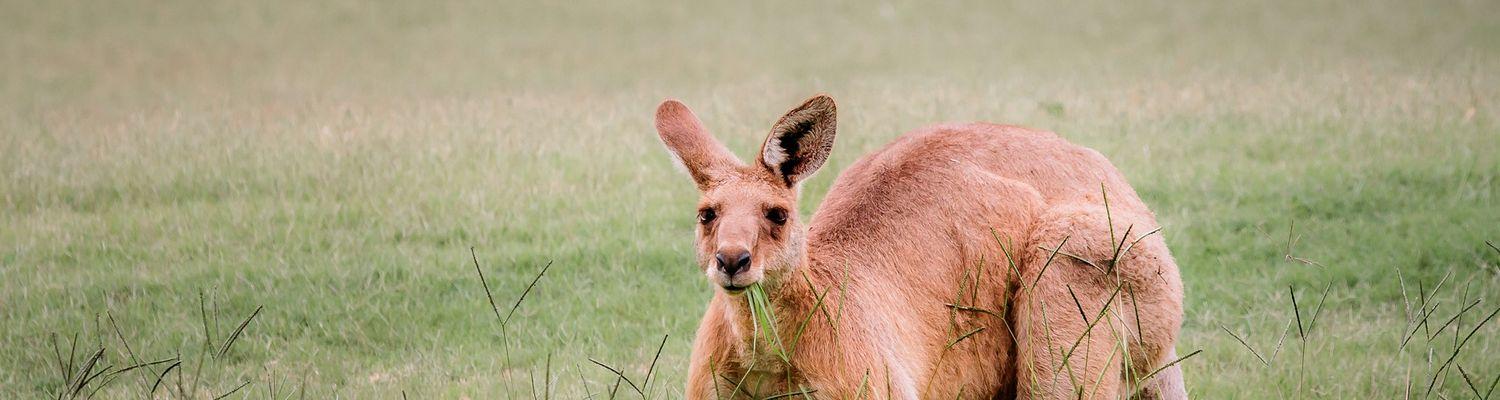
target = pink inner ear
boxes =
[761,96,837,186]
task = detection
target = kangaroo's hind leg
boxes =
[1013,204,1184,399]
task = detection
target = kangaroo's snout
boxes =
[714,248,751,277]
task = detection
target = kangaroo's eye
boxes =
[765,207,788,225]
[698,208,716,225]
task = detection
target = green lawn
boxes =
[3,1,1498,398]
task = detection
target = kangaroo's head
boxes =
[655,95,837,295]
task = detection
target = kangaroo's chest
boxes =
[724,347,802,397]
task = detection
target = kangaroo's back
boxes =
[809,122,1150,254]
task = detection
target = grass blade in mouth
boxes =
[746,283,790,363]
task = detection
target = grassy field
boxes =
[3,0,1499,398]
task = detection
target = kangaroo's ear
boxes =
[656,99,742,190]
[759,94,836,187]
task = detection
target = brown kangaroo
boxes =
[655,95,1185,399]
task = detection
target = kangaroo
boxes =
[655,94,1185,399]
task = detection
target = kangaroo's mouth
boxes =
[708,268,761,295]
[721,284,748,295]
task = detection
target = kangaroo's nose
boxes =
[714,249,752,276]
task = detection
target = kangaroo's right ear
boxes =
[655,99,742,190]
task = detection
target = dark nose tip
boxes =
[714,250,752,276]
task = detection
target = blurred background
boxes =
[3,1,1497,398]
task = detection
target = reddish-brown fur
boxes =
[656,95,1185,399]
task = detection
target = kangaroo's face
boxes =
[655,95,837,294]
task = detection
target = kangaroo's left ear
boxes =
[758,94,837,187]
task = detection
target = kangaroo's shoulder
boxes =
[807,121,1135,238]
[805,123,1046,232]
[833,121,1084,187]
